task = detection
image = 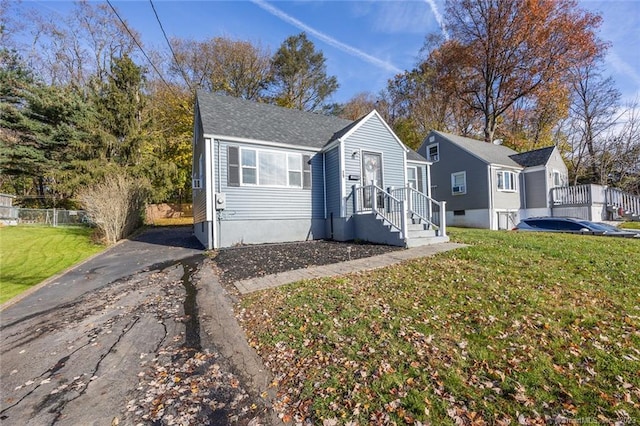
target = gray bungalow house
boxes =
[192,91,448,249]
[418,130,568,230]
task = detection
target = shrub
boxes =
[78,174,149,244]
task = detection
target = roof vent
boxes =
[492,139,503,145]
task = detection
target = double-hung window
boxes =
[288,154,302,187]
[228,146,310,189]
[241,149,257,185]
[451,171,466,195]
[497,170,517,192]
[426,143,439,162]
[407,166,418,189]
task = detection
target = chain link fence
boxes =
[0,207,91,226]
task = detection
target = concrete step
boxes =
[407,228,437,238]
[407,223,427,231]
[406,235,450,248]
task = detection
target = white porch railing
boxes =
[390,186,447,237]
[355,184,407,237]
[355,185,447,238]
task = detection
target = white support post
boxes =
[401,200,407,240]
[440,201,447,237]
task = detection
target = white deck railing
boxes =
[551,184,594,206]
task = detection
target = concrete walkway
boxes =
[234,242,467,294]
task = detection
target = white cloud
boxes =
[250,0,402,74]
[423,0,449,40]
[608,51,640,90]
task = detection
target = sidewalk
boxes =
[234,242,467,294]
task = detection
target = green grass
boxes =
[621,221,640,230]
[0,226,105,304]
[241,228,640,424]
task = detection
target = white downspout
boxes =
[323,152,327,220]
[339,139,346,218]
[487,164,494,230]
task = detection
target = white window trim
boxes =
[497,170,517,192]
[451,171,466,195]
[287,153,303,188]
[552,170,563,187]
[240,149,258,186]
[426,143,440,162]
[406,166,418,189]
[239,147,304,188]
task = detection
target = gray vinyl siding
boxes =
[546,149,569,188]
[523,169,547,208]
[324,146,341,219]
[216,140,323,221]
[192,103,207,224]
[343,115,406,215]
[420,133,489,211]
[492,167,522,209]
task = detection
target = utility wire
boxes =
[149,0,194,92]
[105,0,190,112]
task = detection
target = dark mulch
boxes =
[211,240,403,285]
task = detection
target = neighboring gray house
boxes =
[192,91,448,249]
[510,146,569,218]
[418,130,568,230]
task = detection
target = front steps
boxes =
[352,212,449,248]
[405,219,450,248]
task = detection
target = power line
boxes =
[105,0,189,110]
[149,0,193,92]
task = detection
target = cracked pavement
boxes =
[0,226,279,425]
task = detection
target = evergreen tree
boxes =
[271,33,338,112]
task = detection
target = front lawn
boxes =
[621,221,640,230]
[240,228,640,424]
[0,226,104,304]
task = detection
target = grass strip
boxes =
[0,226,104,304]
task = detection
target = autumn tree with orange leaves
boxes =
[441,0,604,144]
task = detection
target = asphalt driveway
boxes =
[0,226,276,425]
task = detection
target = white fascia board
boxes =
[407,159,431,165]
[491,163,523,171]
[203,133,322,152]
[521,165,546,173]
[322,138,340,152]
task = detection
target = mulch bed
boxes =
[211,240,403,285]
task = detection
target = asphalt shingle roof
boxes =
[509,146,555,167]
[197,91,428,162]
[197,90,353,149]
[433,130,522,168]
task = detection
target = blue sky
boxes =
[27,1,640,104]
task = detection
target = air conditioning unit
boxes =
[453,185,465,194]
